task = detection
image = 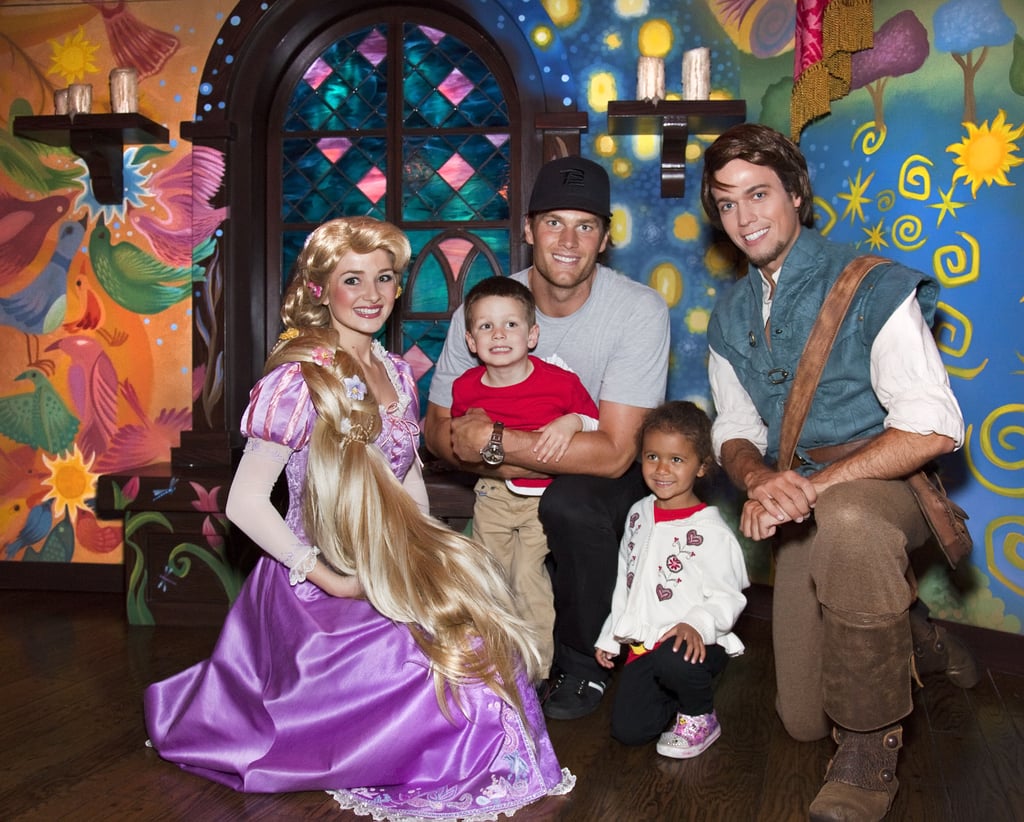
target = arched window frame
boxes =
[175,0,585,468]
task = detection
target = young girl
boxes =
[595,400,750,759]
[144,217,573,818]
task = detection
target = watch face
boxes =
[480,442,505,466]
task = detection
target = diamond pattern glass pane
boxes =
[403,24,508,128]
[285,27,388,131]
[402,134,510,221]
[400,228,508,408]
[279,15,515,413]
[282,137,387,222]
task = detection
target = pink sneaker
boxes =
[656,710,721,759]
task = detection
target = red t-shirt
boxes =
[452,356,599,489]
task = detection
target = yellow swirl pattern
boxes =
[813,197,837,236]
[985,516,1024,597]
[898,155,933,201]
[934,301,972,357]
[892,214,926,251]
[852,121,887,155]
[935,302,988,378]
[932,232,981,287]
[875,189,896,212]
[964,406,1024,497]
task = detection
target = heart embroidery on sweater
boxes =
[686,529,703,546]
[656,584,673,601]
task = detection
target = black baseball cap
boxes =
[527,156,611,219]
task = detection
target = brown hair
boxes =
[700,123,816,230]
[639,400,715,473]
[463,276,536,327]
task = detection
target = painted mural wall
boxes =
[0,0,1020,637]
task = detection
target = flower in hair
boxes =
[312,347,334,367]
[307,282,323,299]
[343,376,367,401]
[278,328,300,342]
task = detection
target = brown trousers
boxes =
[471,478,555,676]
[771,478,933,741]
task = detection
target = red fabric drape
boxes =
[791,0,875,141]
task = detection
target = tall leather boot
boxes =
[809,725,902,822]
[909,602,980,688]
[808,607,912,821]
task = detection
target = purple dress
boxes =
[144,344,573,820]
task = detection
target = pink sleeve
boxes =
[239,362,316,449]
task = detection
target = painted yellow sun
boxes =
[42,445,96,523]
[947,109,1024,199]
[48,26,99,84]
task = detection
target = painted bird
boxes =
[45,334,119,461]
[22,515,74,562]
[2,99,85,197]
[93,379,190,473]
[131,146,227,267]
[0,368,80,455]
[0,192,73,287]
[1,216,87,372]
[88,214,205,314]
[5,498,54,559]
[84,1,180,79]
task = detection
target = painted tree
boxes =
[850,11,929,133]
[1011,34,1024,96]
[933,0,1016,124]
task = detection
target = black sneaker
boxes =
[541,670,606,720]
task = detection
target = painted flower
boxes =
[343,376,367,400]
[312,347,334,367]
[278,327,299,341]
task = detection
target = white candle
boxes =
[109,67,138,114]
[636,56,666,103]
[682,47,711,101]
[68,83,93,118]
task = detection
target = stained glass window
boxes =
[278,18,513,404]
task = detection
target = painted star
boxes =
[862,219,890,250]
[838,168,875,225]
[929,185,967,227]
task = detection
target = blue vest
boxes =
[707,230,939,473]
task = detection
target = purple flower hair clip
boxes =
[343,376,367,401]
[307,281,323,299]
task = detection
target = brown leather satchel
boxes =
[776,255,972,568]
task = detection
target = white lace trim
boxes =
[372,339,411,419]
[243,437,293,463]
[288,546,320,586]
[326,768,575,822]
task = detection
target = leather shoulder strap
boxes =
[776,254,891,471]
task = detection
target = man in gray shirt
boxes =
[426,156,670,719]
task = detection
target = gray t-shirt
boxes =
[429,264,670,412]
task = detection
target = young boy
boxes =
[595,401,750,758]
[451,276,600,679]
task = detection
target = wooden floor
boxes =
[2,588,1022,822]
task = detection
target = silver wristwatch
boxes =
[479,421,505,466]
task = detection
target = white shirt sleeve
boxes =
[707,292,965,463]
[871,292,965,447]
[708,346,769,461]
